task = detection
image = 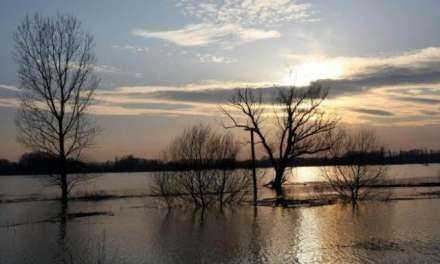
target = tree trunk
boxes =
[273,166,286,206]
[249,129,258,206]
[273,167,284,193]
[59,130,68,206]
[60,155,68,206]
[350,188,358,206]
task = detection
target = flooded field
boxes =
[0,164,439,263]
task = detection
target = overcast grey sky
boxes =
[1,0,439,161]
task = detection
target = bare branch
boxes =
[14,13,100,203]
[322,128,389,204]
[221,85,338,196]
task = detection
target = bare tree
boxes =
[13,14,99,205]
[322,128,388,205]
[221,85,338,201]
[150,171,179,209]
[150,125,251,208]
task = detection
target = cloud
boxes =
[383,87,440,97]
[284,47,440,96]
[289,47,440,74]
[0,84,19,91]
[0,85,20,107]
[0,85,19,99]
[100,80,270,94]
[148,88,238,103]
[111,44,149,53]
[96,44,440,105]
[419,110,439,116]
[133,0,314,47]
[0,98,19,108]
[94,64,123,74]
[132,23,280,46]
[176,0,315,26]
[92,81,272,116]
[93,46,440,124]
[3,45,440,125]
[117,102,192,110]
[2,77,438,126]
[349,108,394,117]
[196,53,238,64]
[145,86,293,104]
[94,64,143,78]
[392,96,440,105]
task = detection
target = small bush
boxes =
[150,125,251,208]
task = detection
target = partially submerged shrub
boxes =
[323,128,389,205]
[150,125,251,208]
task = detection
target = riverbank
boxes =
[1,158,439,176]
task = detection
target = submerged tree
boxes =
[150,125,251,208]
[14,14,99,205]
[222,85,338,201]
[323,128,388,205]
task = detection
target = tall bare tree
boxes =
[13,14,99,205]
[222,85,338,201]
[323,128,388,205]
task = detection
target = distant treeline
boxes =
[1,149,440,176]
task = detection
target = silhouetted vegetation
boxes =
[150,125,251,208]
[221,85,339,200]
[111,155,162,172]
[0,151,87,175]
[1,148,440,176]
[0,159,18,175]
[322,128,389,205]
[13,13,100,204]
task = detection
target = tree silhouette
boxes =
[151,125,250,208]
[222,85,338,202]
[13,13,99,205]
[323,128,388,205]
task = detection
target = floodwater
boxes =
[0,164,440,263]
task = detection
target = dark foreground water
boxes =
[1,164,440,263]
[1,199,440,263]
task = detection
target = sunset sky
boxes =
[0,0,439,161]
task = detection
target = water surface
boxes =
[0,164,439,263]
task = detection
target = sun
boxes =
[282,60,344,87]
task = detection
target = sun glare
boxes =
[282,60,344,86]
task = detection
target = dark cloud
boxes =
[387,87,440,97]
[146,62,440,103]
[148,89,233,103]
[419,109,440,116]
[149,86,282,103]
[314,65,440,97]
[148,85,341,104]
[349,108,395,117]
[393,96,440,105]
[117,102,192,110]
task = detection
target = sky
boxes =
[0,0,439,161]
